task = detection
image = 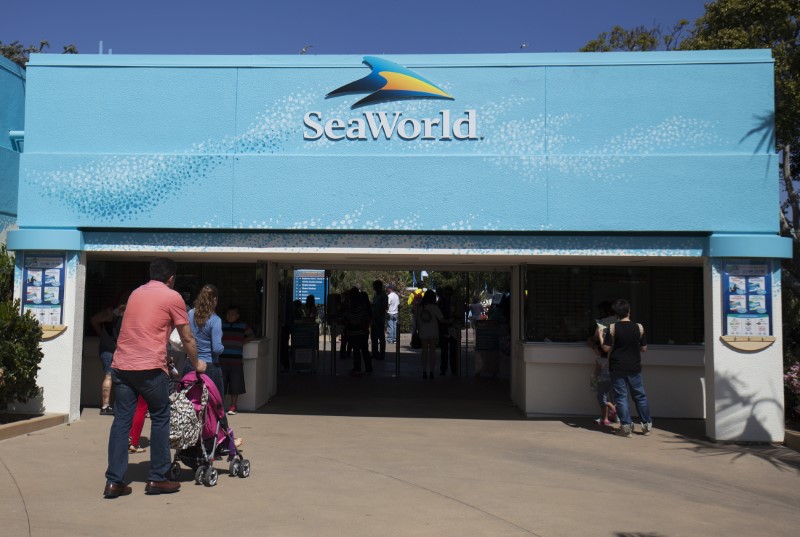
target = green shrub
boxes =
[0,242,44,407]
[0,244,12,302]
[0,299,44,406]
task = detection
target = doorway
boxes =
[270,267,516,418]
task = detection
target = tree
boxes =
[0,40,78,67]
[580,20,689,52]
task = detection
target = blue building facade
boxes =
[0,55,24,240]
[4,50,791,441]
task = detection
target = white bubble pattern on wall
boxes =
[28,83,719,231]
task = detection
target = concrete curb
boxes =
[0,413,68,442]
[785,428,800,453]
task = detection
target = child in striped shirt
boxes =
[220,305,255,415]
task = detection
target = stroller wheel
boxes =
[194,466,207,485]
[239,459,251,478]
[168,462,181,481]
[229,458,241,477]
[204,467,219,487]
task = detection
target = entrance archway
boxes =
[270,267,515,418]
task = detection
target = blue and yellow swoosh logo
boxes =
[327,56,454,109]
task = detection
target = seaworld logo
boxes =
[327,56,454,109]
[303,110,476,141]
[305,56,477,141]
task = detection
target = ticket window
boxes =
[524,265,703,345]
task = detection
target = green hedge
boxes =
[0,299,43,406]
[0,245,44,407]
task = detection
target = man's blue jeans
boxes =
[387,314,398,342]
[105,368,171,485]
[611,372,651,425]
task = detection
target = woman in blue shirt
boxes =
[182,284,225,398]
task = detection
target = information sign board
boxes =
[22,252,66,325]
[722,261,772,337]
[293,269,327,305]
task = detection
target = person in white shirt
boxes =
[386,284,400,344]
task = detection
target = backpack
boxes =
[168,383,207,450]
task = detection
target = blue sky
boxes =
[3,0,711,56]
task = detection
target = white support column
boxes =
[705,258,785,442]
[9,252,86,421]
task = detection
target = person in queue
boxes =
[220,305,255,415]
[386,284,399,344]
[90,299,126,416]
[346,287,372,375]
[417,289,446,379]
[182,284,225,399]
[103,257,206,498]
[600,298,651,438]
[371,280,388,361]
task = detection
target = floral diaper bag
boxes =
[168,384,207,450]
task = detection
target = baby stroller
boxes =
[168,371,251,487]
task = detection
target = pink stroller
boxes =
[168,372,251,486]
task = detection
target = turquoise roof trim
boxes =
[708,234,792,259]
[7,228,84,251]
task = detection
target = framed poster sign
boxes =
[22,252,66,326]
[721,261,772,337]
[293,269,327,305]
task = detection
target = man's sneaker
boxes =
[227,405,237,415]
[642,422,652,436]
[616,424,632,438]
[100,406,114,416]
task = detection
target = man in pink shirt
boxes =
[103,258,206,498]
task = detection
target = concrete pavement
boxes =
[2,403,799,537]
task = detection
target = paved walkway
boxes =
[2,400,799,537]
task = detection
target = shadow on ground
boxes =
[565,416,800,472]
[257,367,520,420]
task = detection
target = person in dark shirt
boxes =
[346,288,372,375]
[370,280,388,361]
[90,302,126,415]
[600,299,651,438]
[305,295,318,320]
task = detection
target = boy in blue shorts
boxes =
[220,306,255,415]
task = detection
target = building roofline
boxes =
[26,49,773,69]
[0,55,26,78]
